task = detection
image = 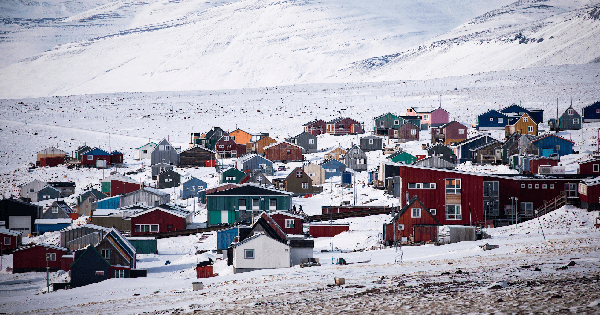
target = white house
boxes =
[231,233,290,273]
[136,142,157,160]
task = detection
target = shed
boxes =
[344,145,367,172]
[12,243,68,273]
[360,135,383,152]
[110,151,124,164]
[264,142,304,162]
[321,159,346,180]
[179,146,217,167]
[308,223,350,238]
[286,132,317,154]
[126,237,158,254]
[151,139,179,166]
[70,245,111,288]
[383,196,441,245]
[157,170,181,189]
[0,228,22,254]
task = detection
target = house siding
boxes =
[130,209,188,236]
[264,143,303,162]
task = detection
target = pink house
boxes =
[406,107,449,130]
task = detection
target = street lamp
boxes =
[46,248,50,293]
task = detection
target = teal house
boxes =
[207,184,292,226]
[220,168,246,184]
[374,113,404,135]
[388,151,417,164]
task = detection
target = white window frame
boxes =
[369,139,374,144]
[296,171,303,178]
[285,219,295,228]
[446,179,461,194]
[226,176,235,181]
[397,224,404,231]
[87,155,93,160]
[550,184,554,189]
[46,253,56,261]
[430,208,437,215]
[394,120,400,125]
[244,249,254,259]
[411,208,421,218]
[528,126,534,132]
[535,184,539,189]
[4,236,10,245]
[594,164,600,172]
[411,129,417,135]
[523,117,528,123]
[458,129,465,135]
[521,184,525,189]
[528,184,532,189]
[135,224,159,233]
[498,118,503,124]
[101,249,110,259]
[568,109,574,115]
[95,270,105,276]
[309,139,315,144]
[489,118,494,122]
[574,118,579,124]
[269,199,277,210]
[446,205,462,220]
[252,199,260,210]
[302,182,308,189]
[114,269,125,278]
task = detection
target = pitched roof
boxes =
[249,211,287,241]
[135,142,157,150]
[101,174,139,184]
[0,227,21,236]
[71,245,110,268]
[13,243,68,253]
[302,119,326,126]
[106,227,136,257]
[530,133,574,144]
[129,204,192,219]
[321,159,346,168]
[263,141,303,151]
[36,147,68,155]
[361,135,381,140]
[124,187,169,197]
[389,196,441,225]
[77,189,107,205]
[47,181,76,188]
[83,148,110,156]
[60,223,110,233]
[207,183,291,196]
[285,167,308,181]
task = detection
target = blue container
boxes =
[341,171,352,185]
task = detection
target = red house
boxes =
[110,151,124,164]
[39,156,65,167]
[530,157,559,174]
[303,119,327,136]
[102,174,141,197]
[384,196,441,245]
[129,204,193,236]
[264,142,304,162]
[215,135,246,158]
[579,177,600,210]
[309,223,349,237]
[0,228,22,254]
[578,157,600,175]
[270,211,304,235]
[12,243,68,273]
[81,148,111,167]
[326,117,364,135]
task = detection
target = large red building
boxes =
[13,243,68,273]
[129,205,193,236]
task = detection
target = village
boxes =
[1,96,600,302]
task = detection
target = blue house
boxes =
[70,245,111,288]
[477,110,509,130]
[453,134,498,163]
[216,225,251,251]
[582,101,600,123]
[181,177,208,199]
[501,104,543,124]
[96,196,121,209]
[529,134,574,157]
[321,159,346,180]
[237,154,274,176]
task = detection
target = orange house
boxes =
[324,148,347,161]
[247,136,277,155]
[505,113,538,138]
[229,129,252,145]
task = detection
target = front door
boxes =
[221,211,229,224]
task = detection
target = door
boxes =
[9,216,31,236]
[414,226,437,242]
[221,211,229,224]
[541,148,553,157]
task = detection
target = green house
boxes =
[374,113,404,135]
[388,151,417,164]
[220,168,245,184]
[207,184,292,226]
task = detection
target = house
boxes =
[528,156,560,174]
[286,132,317,154]
[578,177,600,210]
[110,151,124,164]
[246,136,277,155]
[136,142,157,160]
[130,204,193,236]
[12,243,69,273]
[373,113,404,135]
[81,148,111,167]
[36,147,68,167]
[237,154,274,176]
[470,140,502,165]
[36,200,73,232]
[157,170,181,189]
[121,187,170,208]
[70,245,111,288]
[0,228,22,254]
[231,233,290,273]
[582,101,600,123]
[528,134,574,157]
[505,113,538,138]
[477,110,509,130]
[47,182,76,197]
[74,145,91,160]
[321,159,346,180]
[19,179,48,202]
[181,177,208,199]
[100,174,141,197]
[151,163,174,180]
[215,135,246,158]
[383,196,441,245]
[360,135,383,152]
[304,163,326,185]
[427,144,457,164]
[270,211,304,235]
[276,167,323,196]
[549,104,581,131]
[95,228,137,268]
[240,172,272,186]
[179,146,217,167]
[303,119,327,136]
[193,127,227,150]
[151,139,179,166]
[60,224,110,250]
[0,198,40,236]
[36,186,61,202]
[501,133,521,164]
[344,145,367,172]
[390,122,419,142]
[406,107,449,130]
[578,157,600,175]
[75,189,106,216]
[229,129,253,145]
[388,151,417,165]
[326,117,364,135]
[206,184,292,226]
[453,134,498,163]
[413,156,455,169]
[221,168,246,184]
[324,147,346,161]
[431,121,468,145]
[501,104,544,124]
[264,142,304,162]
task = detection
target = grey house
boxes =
[37,186,61,202]
[40,201,73,219]
[237,154,274,176]
[121,187,170,207]
[47,182,76,197]
[550,105,582,131]
[19,179,47,202]
[157,170,181,189]
[360,135,383,152]
[151,163,174,180]
[427,144,457,164]
[181,177,208,199]
[344,145,368,172]
[413,156,455,169]
[151,139,179,166]
[286,132,317,154]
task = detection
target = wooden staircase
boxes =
[533,191,566,218]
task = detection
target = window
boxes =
[528,184,532,189]
[224,136,229,141]
[411,129,416,135]
[397,224,405,231]
[135,224,159,233]
[424,114,429,120]
[369,139,373,144]
[165,178,172,182]
[87,155,93,160]
[380,121,385,127]
[218,145,224,149]
[528,126,533,132]
[29,188,34,193]
[521,202,534,217]
[523,117,528,122]
[244,249,254,259]
[550,184,554,189]
[302,182,309,189]
[565,183,578,198]
[394,120,399,125]
[597,109,600,114]
[594,164,599,172]
[458,129,465,135]
[114,269,125,278]
[408,183,416,189]
[568,109,574,115]
[166,146,170,150]
[411,208,421,218]
[269,199,277,210]
[285,219,295,228]
[498,118,503,124]
[142,150,147,154]
[96,271,105,276]
[286,150,291,154]
[4,237,10,245]
[445,179,461,194]
[101,249,110,259]
[535,184,539,189]
[238,199,246,210]
[309,139,314,144]
[252,199,260,210]
[542,184,547,189]
[159,145,165,150]
[46,253,56,261]
[226,176,235,181]
[52,207,58,213]
[430,208,437,215]
[490,118,494,121]
[574,118,579,124]
[446,205,462,220]
[296,170,303,178]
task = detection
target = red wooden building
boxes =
[110,151,124,164]
[579,177,600,210]
[102,174,141,197]
[39,156,65,167]
[129,204,193,236]
[270,211,304,235]
[215,136,246,158]
[578,157,600,175]
[61,254,74,272]
[12,243,68,273]
[309,223,349,237]
[326,117,364,135]
[0,228,22,254]
[264,142,304,162]
[81,148,111,167]
[303,119,327,136]
[384,196,441,244]
[530,157,559,174]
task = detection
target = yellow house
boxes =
[230,129,252,145]
[505,113,538,138]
